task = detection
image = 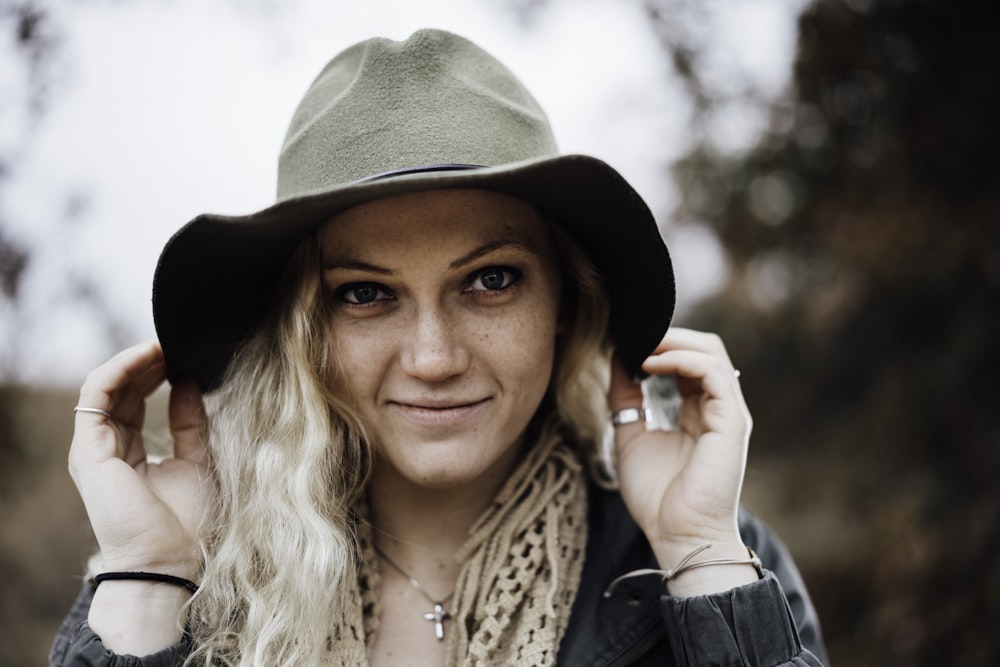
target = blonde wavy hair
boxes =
[182,218,612,665]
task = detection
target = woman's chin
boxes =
[373,445,519,496]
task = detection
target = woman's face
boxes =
[319,189,563,491]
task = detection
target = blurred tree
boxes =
[0,0,53,449]
[653,0,1000,663]
[0,0,128,383]
[0,0,57,382]
[0,3,50,292]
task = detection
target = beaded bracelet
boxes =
[90,571,199,595]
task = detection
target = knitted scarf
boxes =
[327,420,589,666]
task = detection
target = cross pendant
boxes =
[423,602,451,641]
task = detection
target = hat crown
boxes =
[276,29,558,200]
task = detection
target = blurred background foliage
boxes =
[2,0,998,664]
[662,0,999,663]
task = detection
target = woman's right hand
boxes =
[69,340,213,580]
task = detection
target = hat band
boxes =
[356,163,485,184]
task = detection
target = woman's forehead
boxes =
[318,189,551,260]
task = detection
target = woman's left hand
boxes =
[609,327,757,594]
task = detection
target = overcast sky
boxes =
[0,0,806,385]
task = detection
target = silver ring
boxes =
[74,406,113,419]
[611,407,648,427]
[733,369,742,379]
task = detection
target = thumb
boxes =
[169,379,208,464]
[609,354,644,410]
[609,355,647,443]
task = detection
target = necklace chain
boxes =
[374,544,455,641]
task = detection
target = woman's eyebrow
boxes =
[448,240,532,270]
[323,258,394,274]
[323,240,533,273]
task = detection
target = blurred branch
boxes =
[642,0,715,113]
[0,0,62,114]
[0,228,28,299]
[0,1,57,312]
[0,1,134,380]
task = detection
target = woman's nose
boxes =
[399,307,470,382]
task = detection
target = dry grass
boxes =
[0,384,168,665]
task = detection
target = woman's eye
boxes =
[335,283,390,305]
[470,266,521,292]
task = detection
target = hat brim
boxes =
[153,154,674,392]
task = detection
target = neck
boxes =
[367,458,512,594]
[369,460,505,548]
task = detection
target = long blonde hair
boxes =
[184,220,612,665]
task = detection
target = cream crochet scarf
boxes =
[328,420,589,666]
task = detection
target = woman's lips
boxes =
[389,398,490,427]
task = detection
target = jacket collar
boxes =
[557,484,667,666]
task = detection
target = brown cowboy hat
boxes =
[152,28,674,392]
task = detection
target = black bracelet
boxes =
[91,571,199,594]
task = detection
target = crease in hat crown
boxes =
[276,29,559,201]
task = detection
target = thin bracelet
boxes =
[602,543,763,597]
[91,571,199,595]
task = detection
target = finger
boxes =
[643,349,751,437]
[109,356,168,430]
[76,341,166,428]
[659,329,746,412]
[169,380,209,465]
[609,355,647,442]
[72,342,166,475]
[642,349,733,398]
[649,328,734,367]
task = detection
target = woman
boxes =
[52,29,826,666]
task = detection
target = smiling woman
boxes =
[321,190,562,495]
[50,29,826,666]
